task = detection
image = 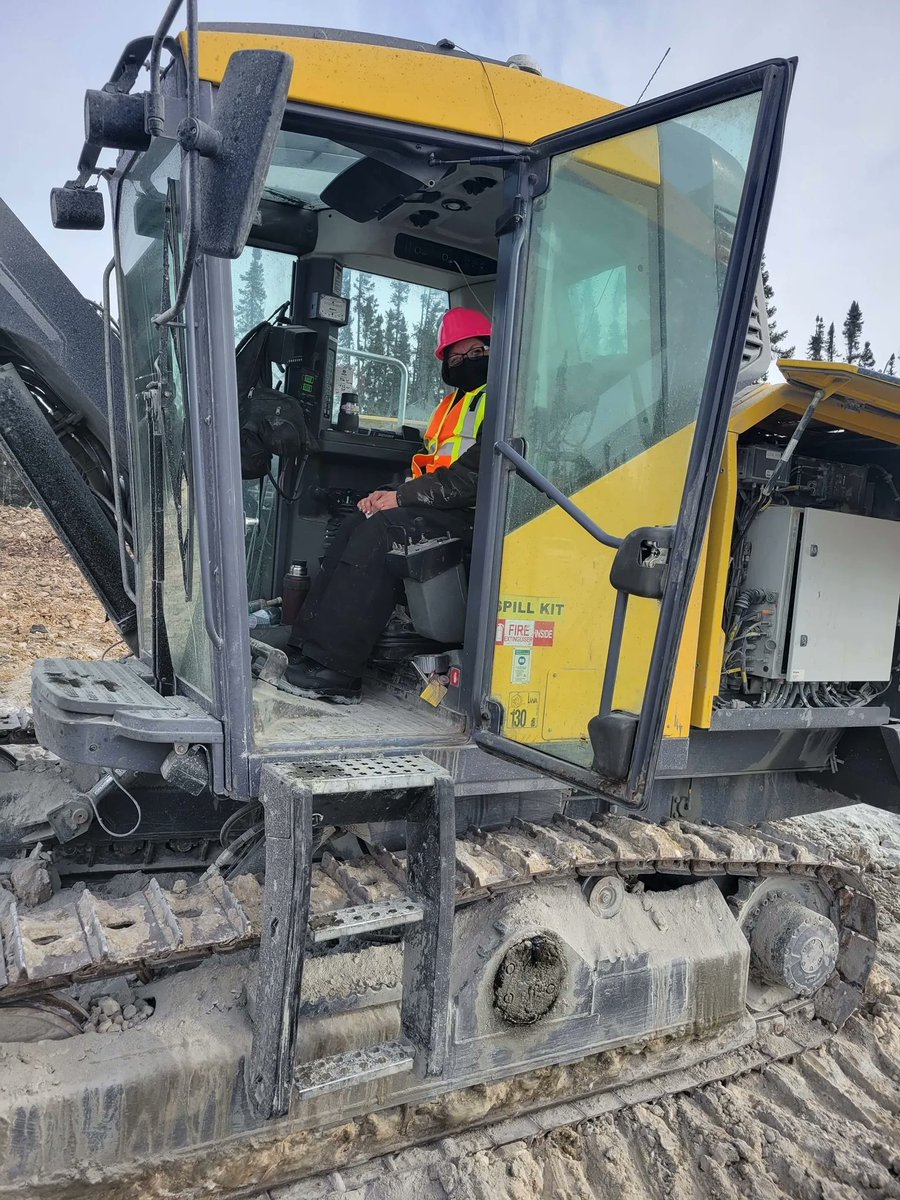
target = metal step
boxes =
[309,898,423,943]
[278,753,443,796]
[293,1039,415,1102]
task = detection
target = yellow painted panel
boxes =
[667,540,709,738]
[571,129,661,186]
[491,425,695,749]
[729,381,789,434]
[692,432,739,728]
[193,31,617,143]
[779,395,900,445]
[779,360,900,416]
[732,378,900,447]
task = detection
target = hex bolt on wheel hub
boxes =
[750,899,839,995]
[493,933,566,1025]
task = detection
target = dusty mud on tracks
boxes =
[267,806,900,1200]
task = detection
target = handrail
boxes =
[495,439,623,550]
[101,260,137,604]
[149,0,185,104]
[152,0,200,327]
[336,347,410,425]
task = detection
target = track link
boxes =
[0,814,876,1027]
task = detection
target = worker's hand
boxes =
[358,489,399,516]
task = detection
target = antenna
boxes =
[635,47,671,105]
[451,259,492,320]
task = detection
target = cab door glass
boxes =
[116,138,213,698]
[492,93,762,765]
[230,246,295,601]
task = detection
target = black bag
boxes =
[234,313,315,483]
[239,386,310,480]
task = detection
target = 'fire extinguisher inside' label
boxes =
[496,619,555,648]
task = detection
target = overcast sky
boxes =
[1,0,897,365]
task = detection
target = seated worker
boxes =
[285,307,492,702]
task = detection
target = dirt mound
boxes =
[0,505,121,702]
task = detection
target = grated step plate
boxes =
[276,754,442,796]
[309,898,423,943]
[293,1039,415,1101]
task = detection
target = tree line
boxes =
[764,257,895,375]
[338,270,446,421]
[232,247,449,421]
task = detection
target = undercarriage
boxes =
[0,747,876,1195]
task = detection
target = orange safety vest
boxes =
[410,386,487,478]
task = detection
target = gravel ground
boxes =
[0,505,121,702]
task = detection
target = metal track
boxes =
[0,814,876,1025]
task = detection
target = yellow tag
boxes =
[419,679,448,707]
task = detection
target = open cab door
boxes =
[468,60,795,806]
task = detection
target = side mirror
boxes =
[196,49,293,260]
[50,186,105,231]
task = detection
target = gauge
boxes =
[310,293,349,325]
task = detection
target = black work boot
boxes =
[283,658,362,704]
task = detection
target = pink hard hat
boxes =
[434,307,493,359]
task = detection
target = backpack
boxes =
[235,313,315,483]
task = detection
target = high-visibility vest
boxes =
[410,386,487,478]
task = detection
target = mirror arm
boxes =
[147,0,186,135]
[152,0,201,327]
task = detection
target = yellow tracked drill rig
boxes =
[0,4,894,1194]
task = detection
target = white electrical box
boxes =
[742,506,900,683]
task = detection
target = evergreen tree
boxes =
[842,300,863,363]
[886,354,896,377]
[380,280,413,418]
[410,290,447,417]
[858,340,876,369]
[367,309,398,416]
[761,254,795,359]
[384,280,412,364]
[806,315,825,361]
[233,247,266,339]
[352,272,379,351]
[337,269,353,351]
[825,322,837,362]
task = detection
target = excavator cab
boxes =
[33,24,794,813]
[4,10,881,1192]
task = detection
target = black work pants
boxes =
[289,506,474,677]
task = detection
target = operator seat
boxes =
[386,531,468,645]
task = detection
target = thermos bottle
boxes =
[281,560,310,626]
[336,392,360,433]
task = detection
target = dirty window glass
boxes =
[116,138,212,698]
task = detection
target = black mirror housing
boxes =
[50,186,105,231]
[84,89,151,152]
[198,49,293,259]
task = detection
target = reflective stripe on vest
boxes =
[411,386,487,478]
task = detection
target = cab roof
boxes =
[193,25,620,145]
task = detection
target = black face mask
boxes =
[442,353,489,394]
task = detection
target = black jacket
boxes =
[395,434,481,510]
